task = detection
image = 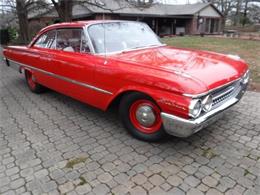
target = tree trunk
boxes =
[234,0,242,26]
[51,0,73,22]
[242,0,249,26]
[16,0,29,43]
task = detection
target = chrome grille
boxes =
[211,80,241,109]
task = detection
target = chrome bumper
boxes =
[161,81,248,137]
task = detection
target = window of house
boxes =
[34,30,56,49]
[214,19,219,32]
[205,18,210,33]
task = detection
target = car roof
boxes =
[39,20,137,33]
[29,20,141,47]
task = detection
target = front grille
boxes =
[211,80,241,109]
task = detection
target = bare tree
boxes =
[201,0,236,25]
[202,0,260,26]
[0,0,17,28]
[1,0,49,43]
[247,3,260,23]
[234,0,242,25]
[50,0,155,22]
[1,0,155,42]
[50,0,73,22]
[16,0,30,42]
[241,0,260,26]
[217,0,236,26]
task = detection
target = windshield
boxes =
[87,21,163,54]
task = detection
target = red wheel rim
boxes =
[26,71,36,90]
[129,100,162,134]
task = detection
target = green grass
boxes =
[65,157,88,169]
[163,36,260,84]
[244,169,250,176]
[78,176,87,186]
[202,147,217,159]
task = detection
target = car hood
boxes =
[113,46,248,95]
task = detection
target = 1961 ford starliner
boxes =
[3,20,249,141]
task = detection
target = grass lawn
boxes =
[163,36,260,90]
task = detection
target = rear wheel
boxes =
[119,92,166,141]
[25,70,46,93]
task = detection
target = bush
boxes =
[8,27,18,41]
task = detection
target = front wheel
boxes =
[119,92,166,141]
[25,70,46,93]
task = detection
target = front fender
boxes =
[108,85,191,119]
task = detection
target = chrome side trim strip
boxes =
[7,59,113,95]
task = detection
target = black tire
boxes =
[25,70,46,94]
[119,92,166,142]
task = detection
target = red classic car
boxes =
[3,20,249,141]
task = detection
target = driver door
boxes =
[49,28,102,107]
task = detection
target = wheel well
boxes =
[108,91,135,110]
[107,90,149,110]
[107,90,151,111]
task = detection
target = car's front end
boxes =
[161,70,249,137]
[85,20,250,141]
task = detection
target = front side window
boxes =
[34,30,56,49]
[88,22,162,54]
[33,28,91,53]
[56,28,90,53]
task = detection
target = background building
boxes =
[29,0,223,36]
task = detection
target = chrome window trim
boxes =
[7,58,113,95]
[33,29,57,49]
[53,30,57,49]
[32,27,95,55]
[83,26,96,54]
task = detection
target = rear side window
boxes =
[34,30,56,49]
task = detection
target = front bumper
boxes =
[161,80,248,137]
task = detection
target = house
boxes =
[28,0,223,36]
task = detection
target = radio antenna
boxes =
[103,13,108,65]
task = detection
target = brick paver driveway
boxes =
[0,55,260,195]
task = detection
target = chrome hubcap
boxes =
[135,105,156,127]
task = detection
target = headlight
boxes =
[202,95,213,112]
[242,70,249,84]
[189,99,202,118]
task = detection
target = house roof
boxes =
[29,1,223,20]
[84,1,212,15]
